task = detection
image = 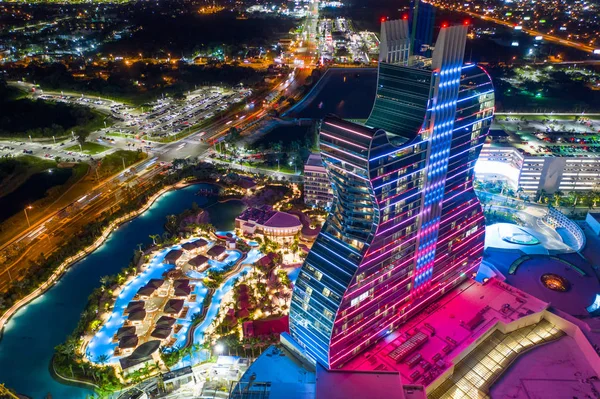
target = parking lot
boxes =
[35,86,251,140]
[0,83,255,164]
[494,115,600,156]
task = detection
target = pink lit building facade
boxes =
[289,23,495,369]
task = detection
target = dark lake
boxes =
[0,168,73,223]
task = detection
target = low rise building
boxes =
[476,141,600,194]
[207,245,227,260]
[235,206,302,240]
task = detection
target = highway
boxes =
[454,9,598,54]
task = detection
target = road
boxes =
[455,9,598,54]
[0,157,164,291]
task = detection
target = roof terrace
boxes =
[342,279,549,390]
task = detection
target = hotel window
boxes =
[323,309,333,321]
[322,287,331,297]
[314,270,323,281]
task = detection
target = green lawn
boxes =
[106,132,134,139]
[66,142,110,155]
[98,150,147,177]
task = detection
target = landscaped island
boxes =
[50,169,322,395]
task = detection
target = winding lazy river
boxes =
[0,184,246,398]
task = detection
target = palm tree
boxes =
[282,291,292,303]
[149,234,160,246]
[516,186,524,200]
[553,190,564,207]
[593,191,600,208]
[95,354,109,365]
[500,183,509,196]
[537,189,546,204]
[568,190,579,207]
[99,275,111,286]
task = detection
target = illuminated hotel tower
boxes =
[289,21,495,369]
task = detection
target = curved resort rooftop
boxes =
[485,223,571,255]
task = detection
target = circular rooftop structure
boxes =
[501,227,541,245]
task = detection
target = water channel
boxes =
[0,184,246,398]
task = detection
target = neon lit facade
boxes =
[289,23,495,369]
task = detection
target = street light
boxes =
[214,343,224,355]
[24,205,32,228]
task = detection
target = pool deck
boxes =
[86,236,261,365]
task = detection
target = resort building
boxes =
[119,340,161,376]
[164,249,184,265]
[235,206,303,240]
[136,279,165,299]
[124,301,145,316]
[207,244,227,260]
[173,279,192,297]
[304,153,334,209]
[116,326,136,341]
[233,11,600,399]
[188,254,209,269]
[181,239,208,253]
[118,335,139,355]
[289,20,494,369]
[127,310,147,326]
[163,299,185,316]
[162,367,195,392]
[476,143,600,194]
[150,326,172,341]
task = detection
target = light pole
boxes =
[213,343,224,359]
[24,205,32,228]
